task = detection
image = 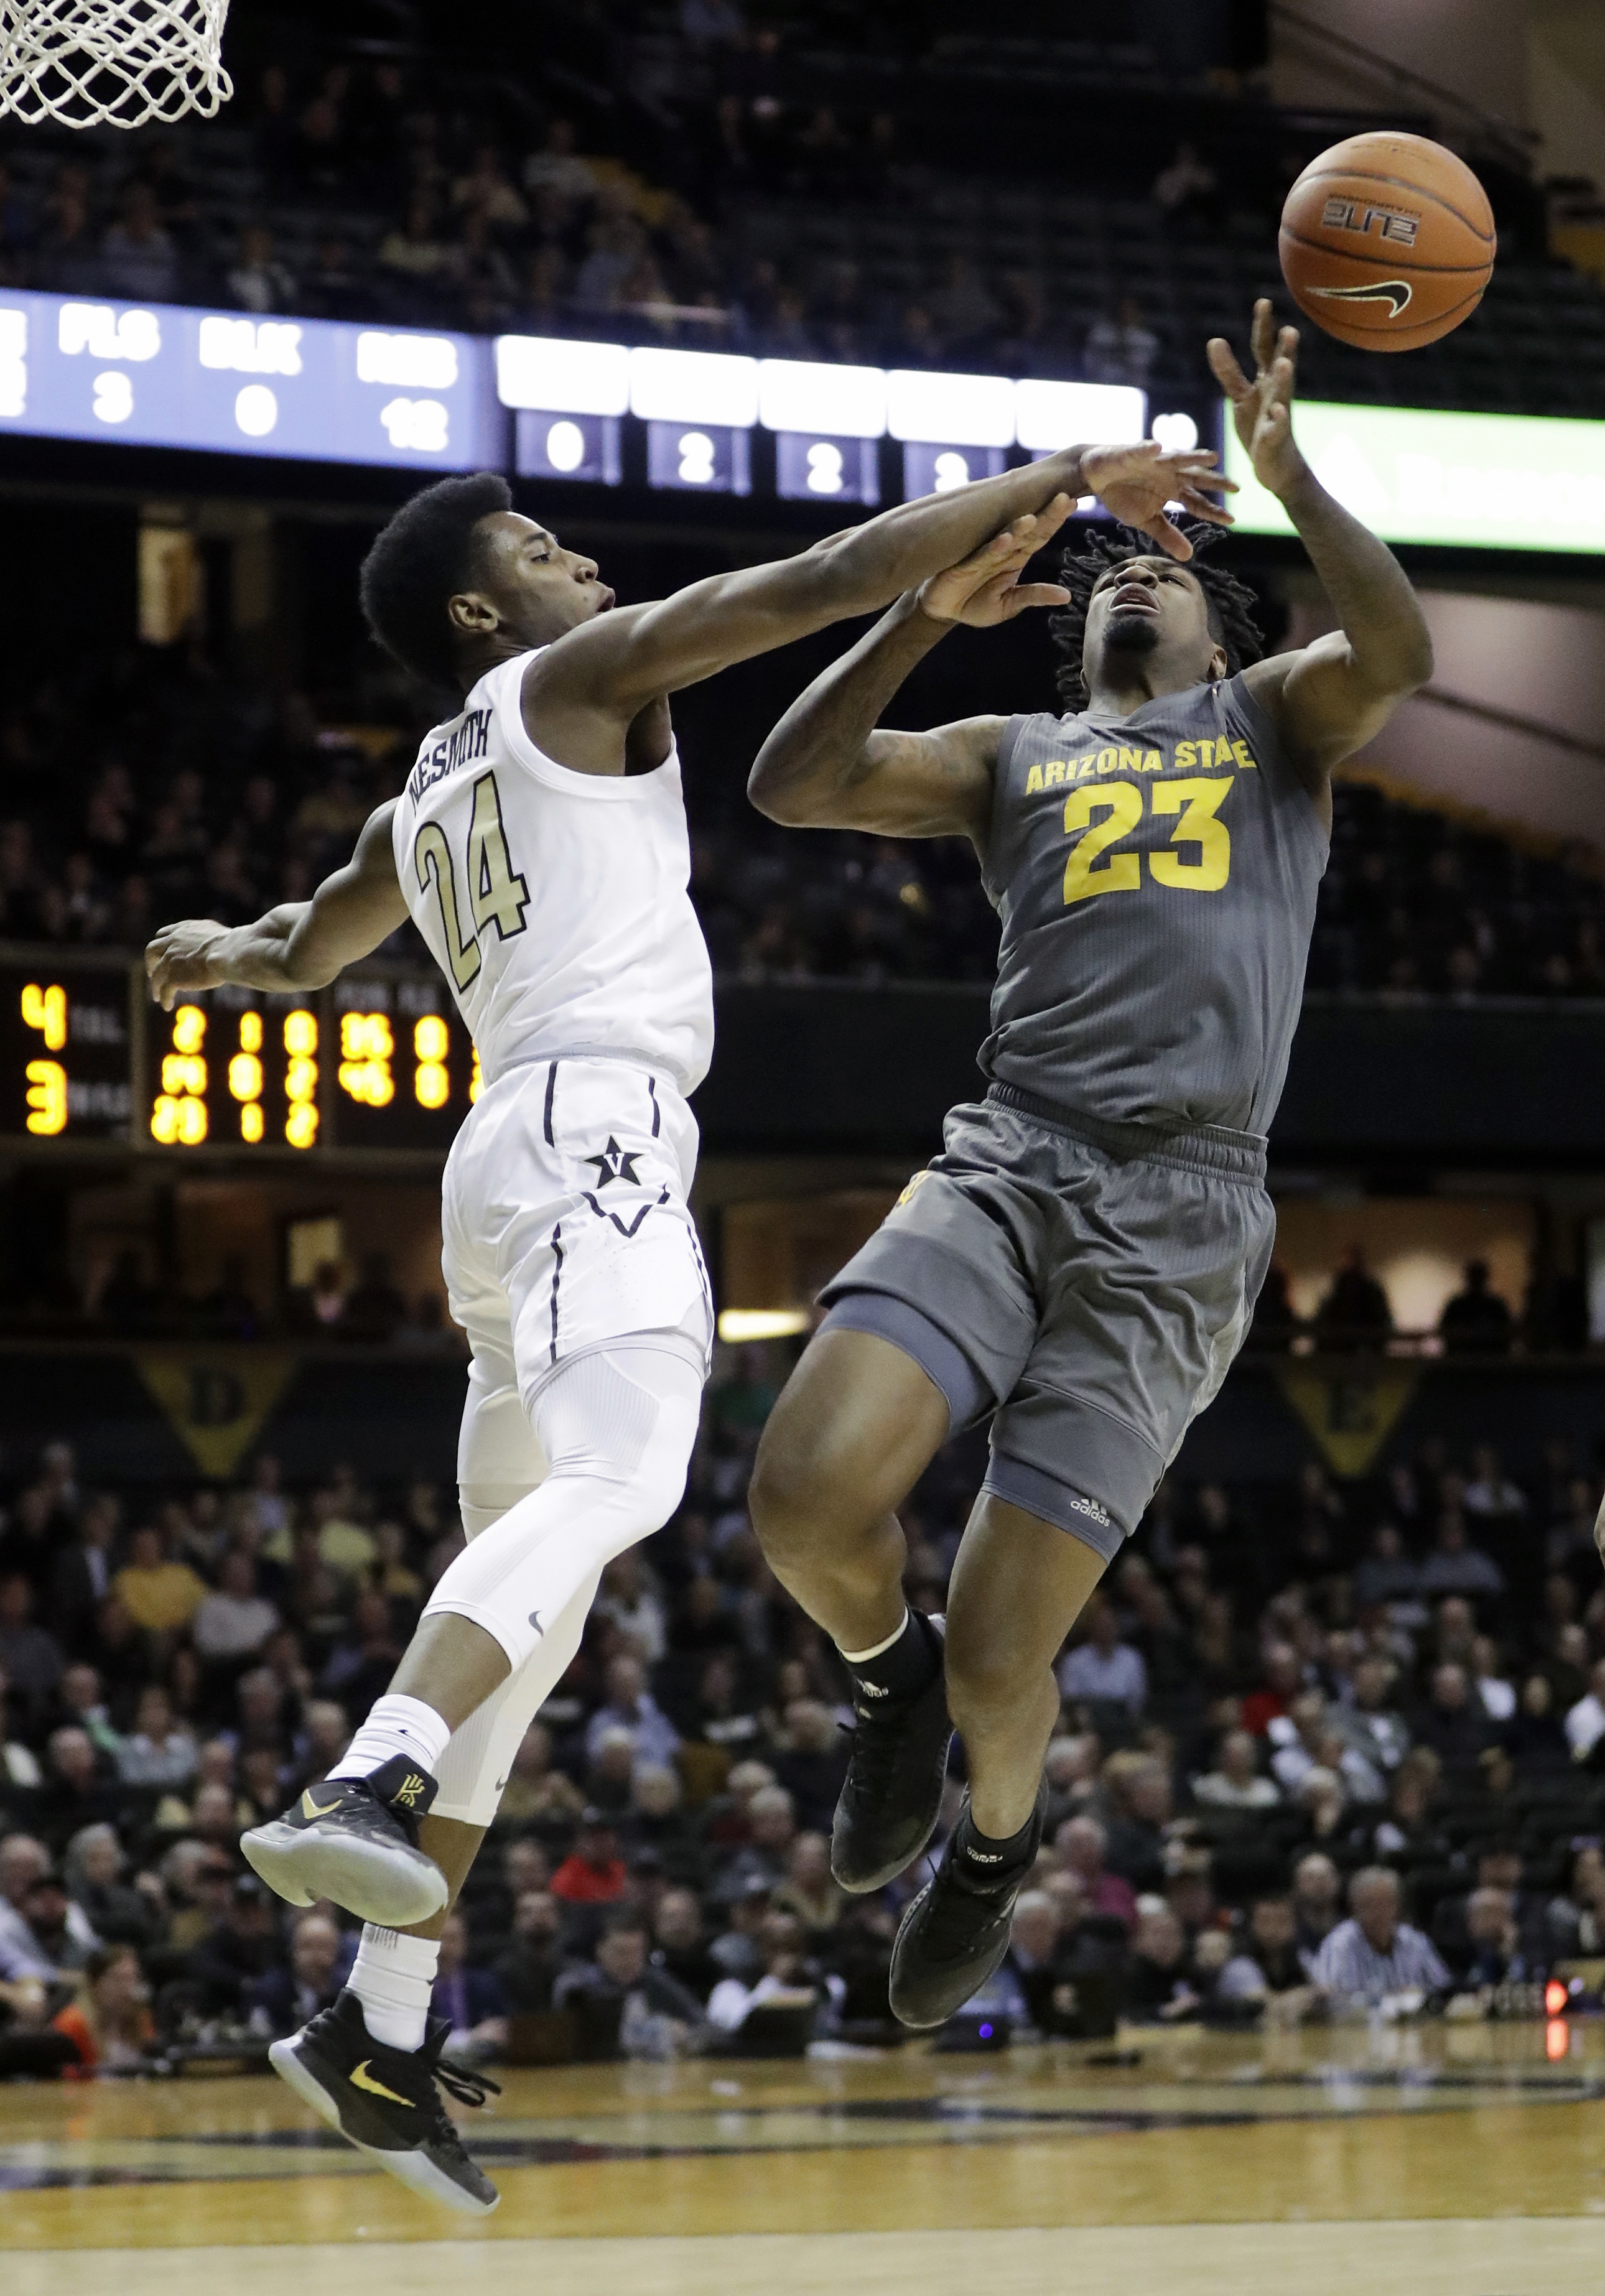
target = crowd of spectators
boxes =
[0,644,1599,1006]
[2,1364,1603,2076]
[0,5,1595,416]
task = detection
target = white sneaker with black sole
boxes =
[269,1991,500,2215]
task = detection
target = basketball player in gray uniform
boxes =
[745,304,1436,2026]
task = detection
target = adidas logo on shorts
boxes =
[1066,1494,1112,1528]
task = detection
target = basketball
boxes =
[1279,131,1496,350]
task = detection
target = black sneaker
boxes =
[831,1613,952,1894]
[269,1991,499,2216]
[887,1787,1046,2030]
[241,1755,447,1926]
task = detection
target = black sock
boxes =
[842,1606,941,1706]
[951,1802,1040,1890]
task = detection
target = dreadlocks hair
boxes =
[1047,521,1266,712]
[359,471,514,690]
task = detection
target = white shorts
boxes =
[442,1054,714,1502]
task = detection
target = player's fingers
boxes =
[1003,582,1072,616]
[1138,511,1193,561]
[1179,491,1235,526]
[1206,337,1250,397]
[1250,298,1276,368]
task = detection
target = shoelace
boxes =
[839,1708,908,1801]
[433,2060,500,2111]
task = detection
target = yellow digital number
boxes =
[21,983,67,1051]
[24,1059,67,1136]
[1061,781,1142,907]
[1148,776,1232,892]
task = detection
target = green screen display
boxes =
[1223,400,1605,554]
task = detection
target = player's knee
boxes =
[749,1408,858,1562]
[944,1616,1036,1736]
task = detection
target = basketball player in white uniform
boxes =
[145,445,1231,2210]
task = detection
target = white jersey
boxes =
[391,652,715,1094]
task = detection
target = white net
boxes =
[0,0,231,128]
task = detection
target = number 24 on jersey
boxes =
[413,771,531,989]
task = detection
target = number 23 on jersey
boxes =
[413,771,531,988]
[1061,774,1232,907]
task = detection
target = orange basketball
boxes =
[1278,131,1496,351]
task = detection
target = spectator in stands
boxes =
[431,1912,508,2062]
[1124,1906,1205,2023]
[1053,1817,1138,1931]
[551,1812,629,1907]
[714,1785,798,1902]
[1438,1262,1514,1354]
[49,1495,119,1658]
[772,1698,849,1829]
[1151,139,1219,230]
[62,1825,154,1950]
[1291,1852,1342,1963]
[1314,1247,1393,1350]
[39,1728,121,1852]
[1058,1599,1148,1714]
[556,1909,704,2059]
[1084,296,1158,388]
[247,1910,345,2037]
[1564,1657,1605,1763]
[773,1829,842,1937]
[50,1943,154,2075]
[185,1874,281,2022]
[1545,1845,1605,1959]
[1463,1446,1528,1523]
[113,1525,207,1640]
[1194,1727,1280,1808]
[706,1910,822,2042]
[493,1890,566,2013]
[1216,1895,1318,2024]
[226,225,296,315]
[1310,1867,1450,2007]
[14,1865,96,1974]
[1419,1513,1505,1600]
[587,1655,681,1768]
[0,1575,62,1724]
[1414,1663,1492,1776]
[0,1836,69,1978]
[192,1553,280,1666]
[101,184,178,303]
[1101,1755,1174,1892]
[1352,1523,1421,1614]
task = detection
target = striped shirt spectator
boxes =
[1310,1867,1450,2004]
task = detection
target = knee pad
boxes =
[424,1341,702,1672]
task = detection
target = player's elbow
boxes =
[748,740,829,827]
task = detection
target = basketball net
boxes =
[0,0,231,128]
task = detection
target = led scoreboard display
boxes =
[0,957,133,1141]
[0,954,478,1158]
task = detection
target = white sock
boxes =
[347,1925,440,2052]
[329,1693,452,1784]
[840,1607,911,1665]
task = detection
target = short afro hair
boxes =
[359,472,514,690]
[1048,522,1265,712]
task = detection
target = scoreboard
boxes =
[0,951,479,1158]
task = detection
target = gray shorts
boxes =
[818,1084,1275,1560]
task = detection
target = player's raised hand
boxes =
[918,500,1074,627]
[1209,299,1306,500]
[1079,440,1236,560]
[146,920,230,1010]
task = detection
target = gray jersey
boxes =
[979,673,1328,1133]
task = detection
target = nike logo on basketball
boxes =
[1310,278,1413,315]
[350,2060,416,2108]
[301,1790,340,1820]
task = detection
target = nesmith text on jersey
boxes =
[407,707,493,806]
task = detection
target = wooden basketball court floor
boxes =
[4,2021,1603,2295]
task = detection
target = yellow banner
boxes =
[133,1347,299,1478]
[1274,1364,1420,1479]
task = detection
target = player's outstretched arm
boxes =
[1212,302,1433,781]
[748,506,1072,845]
[145,801,409,1010]
[536,441,1232,725]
